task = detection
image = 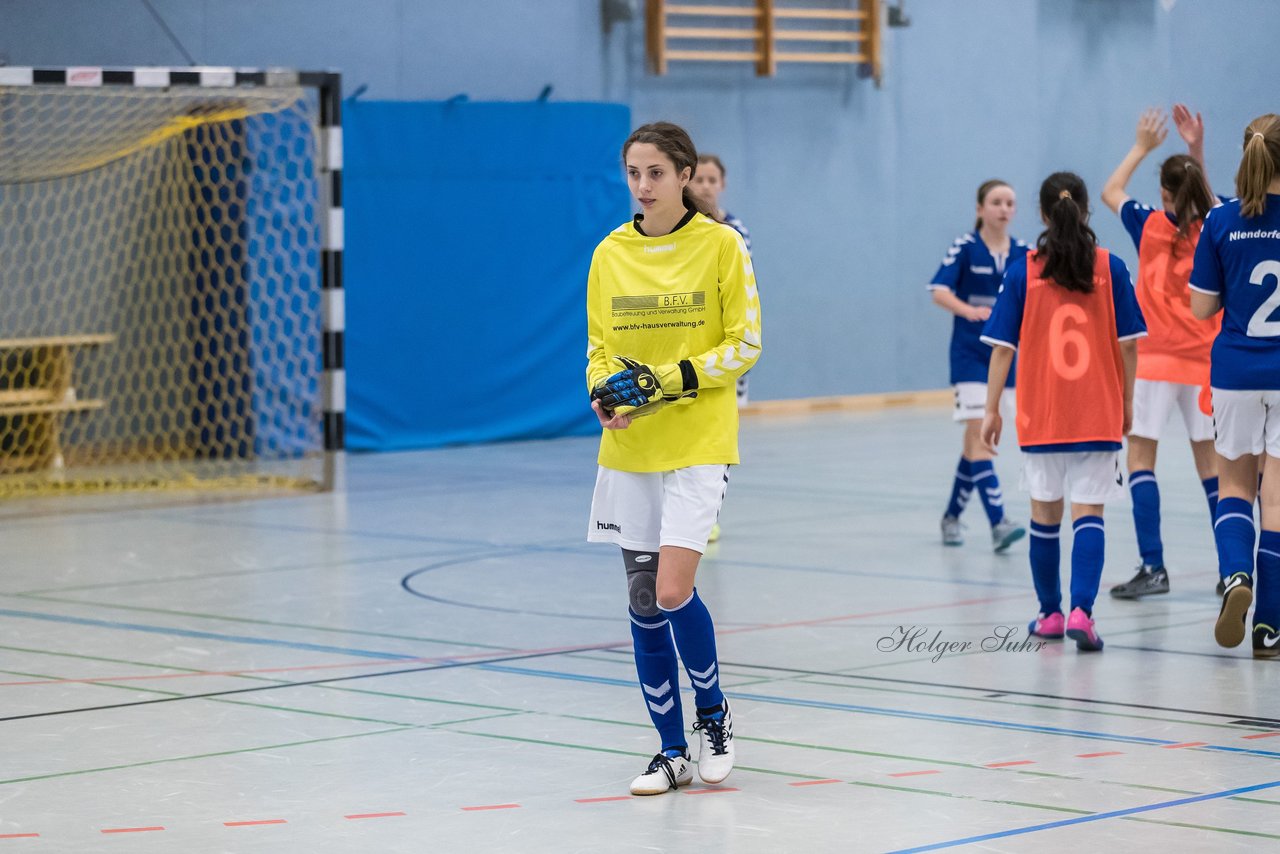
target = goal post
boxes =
[0,66,345,496]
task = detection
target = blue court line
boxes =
[888,778,1280,853]
[476,663,1280,759]
[0,609,418,661]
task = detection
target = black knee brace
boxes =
[623,549,660,617]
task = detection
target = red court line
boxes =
[100,826,164,834]
[1162,742,1208,749]
[1077,751,1124,758]
[985,760,1035,768]
[344,812,406,819]
[0,833,39,839]
[461,803,521,812]
[224,819,287,827]
[575,796,634,803]
[1243,732,1280,740]
[789,779,843,787]
[889,770,941,778]
[684,787,740,795]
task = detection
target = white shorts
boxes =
[1130,379,1213,442]
[587,464,729,553]
[1211,388,1280,460]
[1020,451,1124,504]
[954,382,1015,423]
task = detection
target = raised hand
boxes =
[1136,107,1168,153]
[1172,103,1203,149]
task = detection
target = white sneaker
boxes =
[629,750,692,795]
[693,700,735,783]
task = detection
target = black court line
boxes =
[641,655,1280,727]
[0,643,626,724]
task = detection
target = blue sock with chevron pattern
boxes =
[629,609,686,751]
[660,588,725,711]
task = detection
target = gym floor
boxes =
[2,404,1277,853]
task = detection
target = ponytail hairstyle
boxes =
[622,122,718,219]
[1160,154,1215,240]
[974,179,1012,232]
[1036,172,1098,294]
[1236,113,1280,218]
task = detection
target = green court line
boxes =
[9,642,1276,811]
[794,676,1257,734]
[6,592,515,651]
[0,727,416,786]
[849,780,1280,840]
[1123,816,1280,840]
[0,667,420,728]
[439,728,825,780]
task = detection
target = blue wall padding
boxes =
[344,100,631,451]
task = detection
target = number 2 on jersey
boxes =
[1248,260,1280,337]
[1049,303,1091,380]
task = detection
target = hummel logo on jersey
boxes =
[970,265,994,274]
[644,243,676,253]
[597,521,621,533]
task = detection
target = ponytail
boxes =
[1036,172,1098,294]
[682,183,718,219]
[1236,114,1280,218]
[1160,154,1215,240]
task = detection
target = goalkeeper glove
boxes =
[591,356,698,417]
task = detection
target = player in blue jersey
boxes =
[693,154,752,254]
[929,180,1029,551]
[692,153,754,544]
[1189,114,1280,656]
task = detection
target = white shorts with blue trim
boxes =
[1211,388,1280,460]
[1130,379,1213,442]
[1020,451,1124,504]
[954,382,1015,423]
[587,464,729,553]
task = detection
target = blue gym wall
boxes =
[2,0,1278,442]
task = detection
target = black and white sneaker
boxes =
[1253,623,1280,660]
[1109,564,1170,599]
[1215,573,1254,648]
[693,700,735,784]
[1216,577,1227,597]
[629,750,692,795]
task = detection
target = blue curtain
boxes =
[344,100,631,451]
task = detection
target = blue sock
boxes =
[1215,497,1256,581]
[1128,470,1163,567]
[1029,521,1062,615]
[1070,516,1106,615]
[1202,476,1219,522]
[660,589,724,711]
[970,459,1006,526]
[944,457,973,518]
[1256,531,1280,628]
[629,609,686,751]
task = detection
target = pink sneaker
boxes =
[1065,607,1104,651]
[1028,611,1065,639]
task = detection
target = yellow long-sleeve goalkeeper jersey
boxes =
[586,211,762,472]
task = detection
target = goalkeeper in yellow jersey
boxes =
[586,121,761,795]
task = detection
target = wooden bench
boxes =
[0,334,115,473]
